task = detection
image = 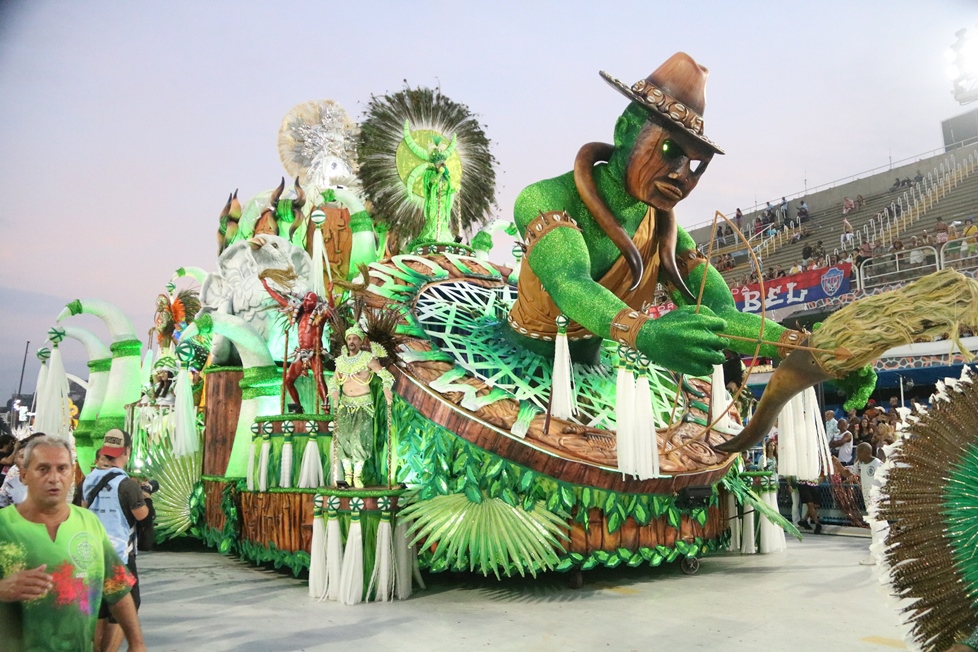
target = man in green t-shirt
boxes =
[0,436,146,652]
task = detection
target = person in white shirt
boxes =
[824,410,839,440]
[830,419,854,465]
[844,443,884,566]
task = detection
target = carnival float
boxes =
[26,52,978,616]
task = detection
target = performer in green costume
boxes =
[506,51,874,403]
[403,119,459,247]
[328,326,394,487]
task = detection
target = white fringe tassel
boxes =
[323,510,344,602]
[280,436,293,489]
[550,317,575,420]
[258,434,271,492]
[309,502,327,599]
[311,220,328,297]
[339,516,364,605]
[710,364,733,432]
[615,351,636,477]
[740,506,757,554]
[36,346,72,437]
[632,362,659,479]
[171,366,199,457]
[777,387,824,482]
[298,434,324,488]
[758,491,786,554]
[367,517,395,602]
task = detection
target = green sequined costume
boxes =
[334,393,375,464]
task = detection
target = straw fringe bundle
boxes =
[811,269,978,376]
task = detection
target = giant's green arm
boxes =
[671,227,787,359]
[524,225,625,338]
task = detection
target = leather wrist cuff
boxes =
[776,329,807,359]
[676,247,709,278]
[610,307,650,350]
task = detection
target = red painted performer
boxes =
[259,276,331,413]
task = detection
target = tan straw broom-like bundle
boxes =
[810,268,978,377]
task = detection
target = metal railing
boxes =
[940,236,978,274]
[858,246,939,291]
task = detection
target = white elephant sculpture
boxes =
[200,234,314,365]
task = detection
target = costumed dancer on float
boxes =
[259,273,332,414]
[328,325,394,488]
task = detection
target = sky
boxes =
[0,0,976,401]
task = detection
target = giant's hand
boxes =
[635,305,727,377]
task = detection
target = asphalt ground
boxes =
[133,532,908,651]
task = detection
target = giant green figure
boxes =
[507,52,872,402]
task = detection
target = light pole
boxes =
[16,340,29,397]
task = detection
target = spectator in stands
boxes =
[829,254,840,267]
[775,264,786,278]
[889,239,906,268]
[841,217,855,246]
[797,199,810,222]
[790,228,802,243]
[735,208,743,230]
[789,261,803,275]
[902,177,912,187]
[914,169,923,185]
[856,240,874,266]
[779,197,789,223]
[921,229,934,246]
[831,418,854,465]
[964,217,978,256]
[908,236,925,266]
[935,217,949,245]
[801,243,813,265]
[812,240,825,260]
[946,224,963,262]
[892,177,902,190]
[855,194,866,209]
[842,197,855,214]
[825,410,839,440]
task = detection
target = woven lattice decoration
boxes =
[357,87,496,249]
[875,367,978,652]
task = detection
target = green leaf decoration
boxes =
[593,550,610,563]
[628,554,645,567]
[464,484,483,504]
[693,507,708,527]
[633,500,651,526]
[519,471,535,493]
[667,506,682,530]
[617,547,633,561]
[604,554,622,569]
[555,558,575,572]
[400,494,569,579]
[607,511,622,535]
[582,557,598,571]
[560,485,575,510]
[485,457,505,479]
[581,487,593,509]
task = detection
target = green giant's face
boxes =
[624,121,714,211]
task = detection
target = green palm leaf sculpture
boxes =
[400,493,569,579]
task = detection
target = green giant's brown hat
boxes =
[600,52,724,155]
